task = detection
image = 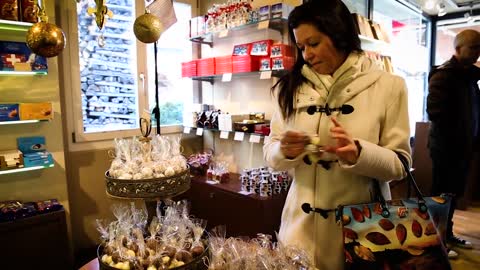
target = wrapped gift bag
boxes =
[336,154,452,270]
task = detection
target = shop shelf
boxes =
[0,119,49,125]
[190,18,287,46]
[0,164,54,176]
[359,34,391,56]
[0,70,47,76]
[185,126,265,140]
[0,19,33,32]
[189,69,288,83]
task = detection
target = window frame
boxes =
[60,0,196,143]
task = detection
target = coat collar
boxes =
[295,52,384,109]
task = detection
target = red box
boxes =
[233,43,252,56]
[254,123,270,136]
[260,57,271,71]
[251,39,273,56]
[181,60,197,77]
[232,56,261,73]
[270,44,294,58]
[214,55,232,75]
[197,58,215,76]
[271,56,294,71]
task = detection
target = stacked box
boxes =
[19,102,53,120]
[260,57,271,71]
[272,56,294,70]
[251,39,273,56]
[271,44,294,58]
[214,56,232,75]
[232,43,252,56]
[197,58,215,76]
[232,55,261,73]
[181,60,197,77]
[0,103,19,121]
[270,3,294,19]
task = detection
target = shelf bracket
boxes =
[189,37,213,48]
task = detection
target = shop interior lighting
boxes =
[437,2,447,16]
[0,164,54,176]
[0,19,33,32]
[424,0,437,10]
[0,71,48,76]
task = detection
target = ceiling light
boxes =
[424,0,436,10]
[437,2,447,16]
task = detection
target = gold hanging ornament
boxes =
[26,0,66,58]
[87,0,113,31]
[133,9,164,44]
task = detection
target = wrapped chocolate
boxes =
[97,201,208,270]
[19,0,37,23]
[0,0,19,21]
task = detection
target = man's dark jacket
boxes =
[427,56,480,158]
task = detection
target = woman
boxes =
[263,1,411,269]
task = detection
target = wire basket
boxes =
[105,167,191,199]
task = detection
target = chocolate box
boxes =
[0,41,48,72]
[19,102,53,120]
[0,0,19,21]
[0,103,19,121]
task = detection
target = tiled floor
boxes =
[450,206,480,270]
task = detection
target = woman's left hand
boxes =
[323,117,359,164]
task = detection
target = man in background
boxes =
[427,29,480,256]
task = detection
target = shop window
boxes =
[342,0,368,17]
[146,2,193,128]
[373,0,431,136]
[68,0,195,142]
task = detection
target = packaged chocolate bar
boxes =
[19,0,37,23]
[35,198,62,213]
[0,200,36,222]
[0,0,19,21]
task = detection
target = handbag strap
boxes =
[373,152,428,216]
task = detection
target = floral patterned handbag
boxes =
[336,154,452,270]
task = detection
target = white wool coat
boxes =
[263,54,412,270]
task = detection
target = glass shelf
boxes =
[0,164,54,176]
[190,18,288,45]
[0,70,48,76]
[185,126,266,140]
[0,19,33,32]
[359,35,391,56]
[189,69,288,83]
[0,119,49,125]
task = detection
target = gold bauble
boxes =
[133,13,163,44]
[26,22,66,58]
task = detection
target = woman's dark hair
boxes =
[272,0,362,119]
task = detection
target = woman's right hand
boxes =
[280,130,309,159]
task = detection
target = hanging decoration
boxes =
[133,10,163,44]
[134,0,177,135]
[87,0,114,47]
[26,0,66,58]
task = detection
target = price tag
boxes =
[234,132,245,141]
[220,131,229,139]
[260,71,272,79]
[219,29,229,38]
[249,134,262,143]
[183,126,191,134]
[238,190,254,195]
[206,180,219,185]
[196,128,203,136]
[222,73,232,82]
[257,20,269,30]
